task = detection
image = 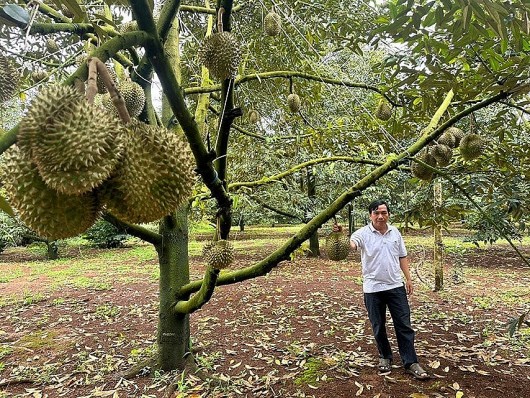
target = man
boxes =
[347,199,429,379]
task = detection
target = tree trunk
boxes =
[434,181,444,291]
[156,209,190,370]
[306,167,320,257]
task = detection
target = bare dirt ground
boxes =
[0,231,529,398]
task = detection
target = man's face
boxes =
[370,204,389,228]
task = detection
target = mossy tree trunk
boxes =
[155,212,191,370]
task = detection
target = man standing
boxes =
[348,199,429,379]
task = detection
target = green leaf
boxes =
[2,4,29,24]
[0,194,15,218]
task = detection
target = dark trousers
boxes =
[364,285,418,367]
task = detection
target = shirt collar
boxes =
[369,222,393,234]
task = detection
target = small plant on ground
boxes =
[83,219,129,248]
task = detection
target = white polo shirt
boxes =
[350,223,407,293]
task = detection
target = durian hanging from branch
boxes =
[287,78,301,113]
[325,221,350,261]
[264,9,281,36]
[248,108,260,123]
[375,98,392,121]
[198,7,242,81]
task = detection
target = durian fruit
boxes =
[99,120,195,224]
[18,85,127,194]
[0,55,20,103]
[198,32,242,80]
[287,93,301,113]
[437,130,456,148]
[119,20,138,34]
[248,109,260,123]
[375,99,392,121]
[46,38,59,53]
[445,126,465,146]
[264,11,281,36]
[1,146,100,240]
[31,70,48,84]
[459,134,484,160]
[96,65,117,94]
[430,144,453,167]
[411,149,437,180]
[102,80,146,118]
[325,226,350,261]
[204,240,234,269]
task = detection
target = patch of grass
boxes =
[17,330,60,350]
[0,344,13,360]
[294,357,325,386]
[0,268,24,283]
[473,296,494,310]
[21,290,47,306]
[94,303,121,319]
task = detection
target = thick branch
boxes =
[229,156,383,190]
[102,213,162,246]
[174,266,220,312]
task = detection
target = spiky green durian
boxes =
[430,144,453,167]
[0,55,19,103]
[1,146,100,240]
[118,20,138,34]
[204,240,234,269]
[264,11,281,36]
[287,93,301,113]
[198,32,241,80]
[99,120,195,224]
[18,85,127,194]
[411,150,437,180]
[437,131,456,148]
[248,109,260,123]
[375,99,392,121]
[325,227,350,261]
[102,80,146,118]
[459,134,484,160]
[445,126,465,146]
[31,70,48,84]
[46,38,59,53]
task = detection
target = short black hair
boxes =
[368,200,390,214]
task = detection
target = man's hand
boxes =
[405,280,414,295]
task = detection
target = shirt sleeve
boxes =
[398,232,407,258]
[350,228,363,248]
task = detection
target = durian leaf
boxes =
[1,4,29,24]
[0,194,15,218]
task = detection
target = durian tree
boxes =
[2,1,530,386]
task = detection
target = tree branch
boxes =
[249,196,303,221]
[185,71,396,105]
[103,213,162,246]
[229,156,383,191]
[174,266,219,311]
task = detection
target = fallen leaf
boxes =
[456,392,464,398]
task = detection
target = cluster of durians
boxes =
[411,126,485,180]
[1,84,195,240]
[325,225,350,261]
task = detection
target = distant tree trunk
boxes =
[306,167,320,257]
[46,240,58,260]
[238,214,245,231]
[348,202,354,235]
[434,181,444,291]
[156,210,190,370]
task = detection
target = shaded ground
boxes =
[0,229,529,397]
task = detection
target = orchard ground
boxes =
[0,224,529,398]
